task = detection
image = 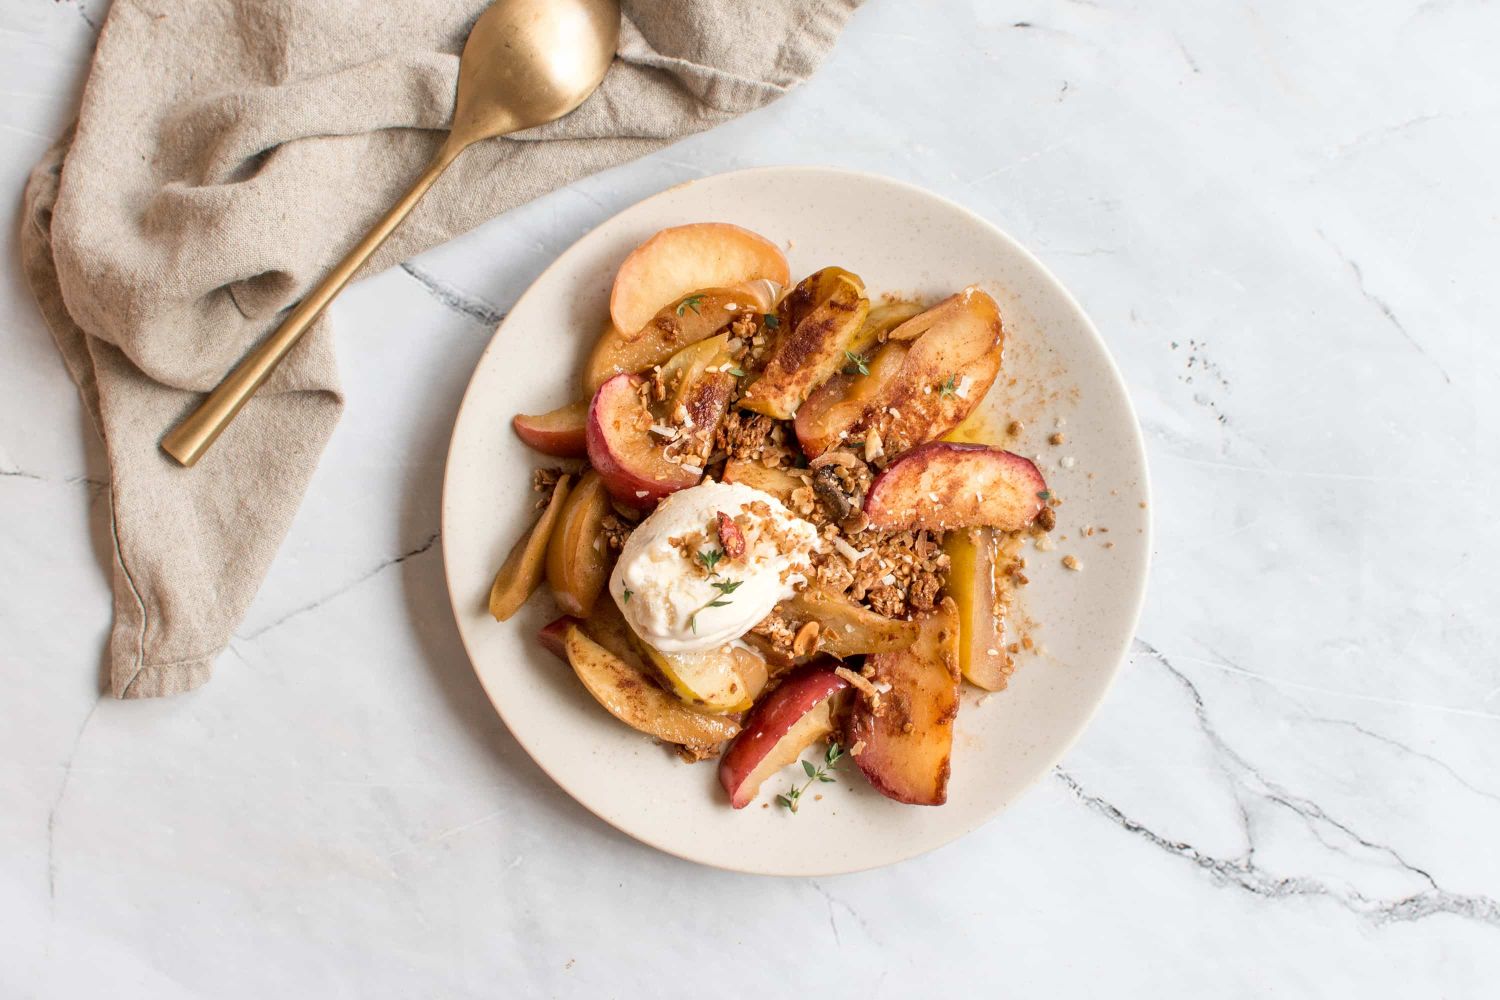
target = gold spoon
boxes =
[162,0,621,466]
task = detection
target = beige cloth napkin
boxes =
[20,0,862,699]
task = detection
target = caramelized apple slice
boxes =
[720,459,805,503]
[741,268,869,419]
[658,334,737,460]
[584,285,772,393]
[585,373,702,506]
[610,223,790,338]
[538,615,580,660]
[777,588,921,661]
[864,442,1046,532]
[847,598,960,805]
[582,593,647,664]
[943,527,1012,690]
[843,300,925,358]
[794,340,910,457]
[545,470,613,617]
[635,641,765,714]
[512,400,589,457]
[794,289,1003,460]
[488,474,573,621]
[719,665,850,808]
[851,288,1005,457]
[563,625,740,746]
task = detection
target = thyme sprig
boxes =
[842,350,871,376]
[778,742,845,813]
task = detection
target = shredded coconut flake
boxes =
[832,537,868,563]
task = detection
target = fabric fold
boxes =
[20,0,862,698]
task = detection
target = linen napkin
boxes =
[20,0,863,699]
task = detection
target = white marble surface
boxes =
[3,0,1497,995]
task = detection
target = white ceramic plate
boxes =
[442,167,1150,876]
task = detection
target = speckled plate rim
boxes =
[441,165,1151,876]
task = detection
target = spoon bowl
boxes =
[453,0,621,142]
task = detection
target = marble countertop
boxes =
[3,1,1496,995]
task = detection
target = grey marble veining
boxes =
[2,1,1496,996]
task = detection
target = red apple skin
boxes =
[538,615,583,661]
[512,401,589,457]
[863,442,1047,532]
[585,373,702,506]
[718,665,850,809]
[847,599,961,806]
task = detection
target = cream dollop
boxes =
[610,481,819,654]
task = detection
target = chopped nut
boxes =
[716,511,746,560]
[1062,554,1082,571]
[1006,420,1024,436]
[792,621,821,657]
[1035,506,1057,532]
[1049,432,1066,446]
[835,665,879,704]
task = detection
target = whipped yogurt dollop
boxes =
[610,481,819,654]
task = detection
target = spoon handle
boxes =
[161,139,466,467]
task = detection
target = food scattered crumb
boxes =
[1104,541,1115,549]
[1060,456,1077,469]
[1062,554,1082,571]
[1006,420,1024,436]
[1034,534,1055,551]
[1049,432,1066,446]
[1139,500,1148,508]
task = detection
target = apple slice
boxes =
[847,598,960,805]
[512,400,589,457]
[610,223,790,338]
[794,288,1003,460]
[718,665,850,808]
[740,268,869,419]
[777,588,921,661]
[635,641,766,714]
[794,340,910,457]
[563,625,741,746]
[545,470,613,617]
[583,284,773,393]
[538,615,582,661]
[489,474,573,621]
[842,300,925,359]
[852,287,1005,457]
[585,373,702,506]
[863,442,1046,532]
[659,334,736,459]
[943,527,1012,690]
[720,459,805,503]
